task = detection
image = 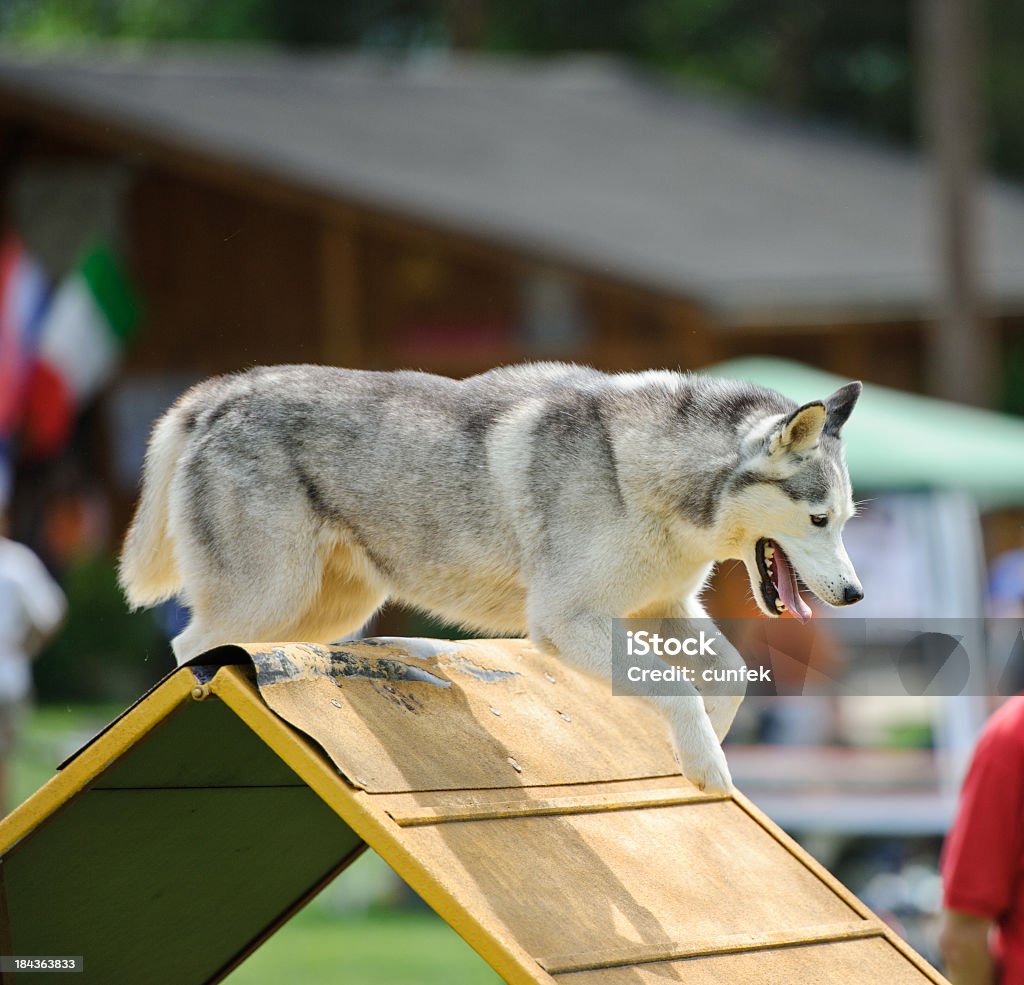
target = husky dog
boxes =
[120,363,863,792]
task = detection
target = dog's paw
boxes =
[672,738,734,795]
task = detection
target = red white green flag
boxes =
[0,233,49,433]
[0,232,49,506]
[26,242,141,456]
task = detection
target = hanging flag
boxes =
[0,233,49,435]
[26,242,141,457]
[0,233,49,500]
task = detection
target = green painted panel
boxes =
[94,698,308,789]
[4,786,362,984]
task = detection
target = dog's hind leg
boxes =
[169,503,387,664]
[276,536,389,644]
[171,552,386,664]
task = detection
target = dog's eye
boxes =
[810,514,829,527]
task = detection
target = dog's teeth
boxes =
[764,545,775,558]
[766,557,774,571]
[774,599,785,612]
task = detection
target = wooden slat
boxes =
[552,936,942,984]
[372,773,697,815]
[540,920,882,974]
[387,787,727,826]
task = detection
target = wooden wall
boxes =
[116,159,941,394]
[126,172,323,374]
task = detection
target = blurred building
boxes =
[2,47,1022,906]
[2,47,1024,517]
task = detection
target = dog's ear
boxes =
[770,401,826,455]
[824,381,862,437]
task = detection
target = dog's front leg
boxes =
[675,600,747,744]
[630,598,747,744]
[528,602,733,794]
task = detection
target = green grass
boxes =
[225,905,502,985]
[7,704,502,985]
[9,702,125,807]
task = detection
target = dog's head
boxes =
[718,382,864,621]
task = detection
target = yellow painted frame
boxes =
[0,668,197,854]
[0,665,549,985]
[208,665,550,985]
[0,657,951,985]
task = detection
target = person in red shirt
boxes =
[941,697,1024,984]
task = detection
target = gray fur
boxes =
[776,447,837,503]
[119,362,864,794]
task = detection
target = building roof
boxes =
[1,46,1024,324]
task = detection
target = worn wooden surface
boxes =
[247,638,679,792]
[239,638,949,984]
[0,638,951,984]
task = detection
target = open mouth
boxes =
[755,538,812,622]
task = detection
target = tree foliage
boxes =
[1,0,1022,179]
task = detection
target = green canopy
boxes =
[703,357,1024,508]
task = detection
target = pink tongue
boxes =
[772,545,813,622]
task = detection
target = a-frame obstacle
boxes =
[0,639,949,984]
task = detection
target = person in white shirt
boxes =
[0,508,66,815]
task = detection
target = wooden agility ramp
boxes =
[0,638,949,984]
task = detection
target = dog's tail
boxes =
[119,407,187,609]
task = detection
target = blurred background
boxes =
[0,1,1023,982]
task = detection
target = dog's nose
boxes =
[842,584,864,605]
